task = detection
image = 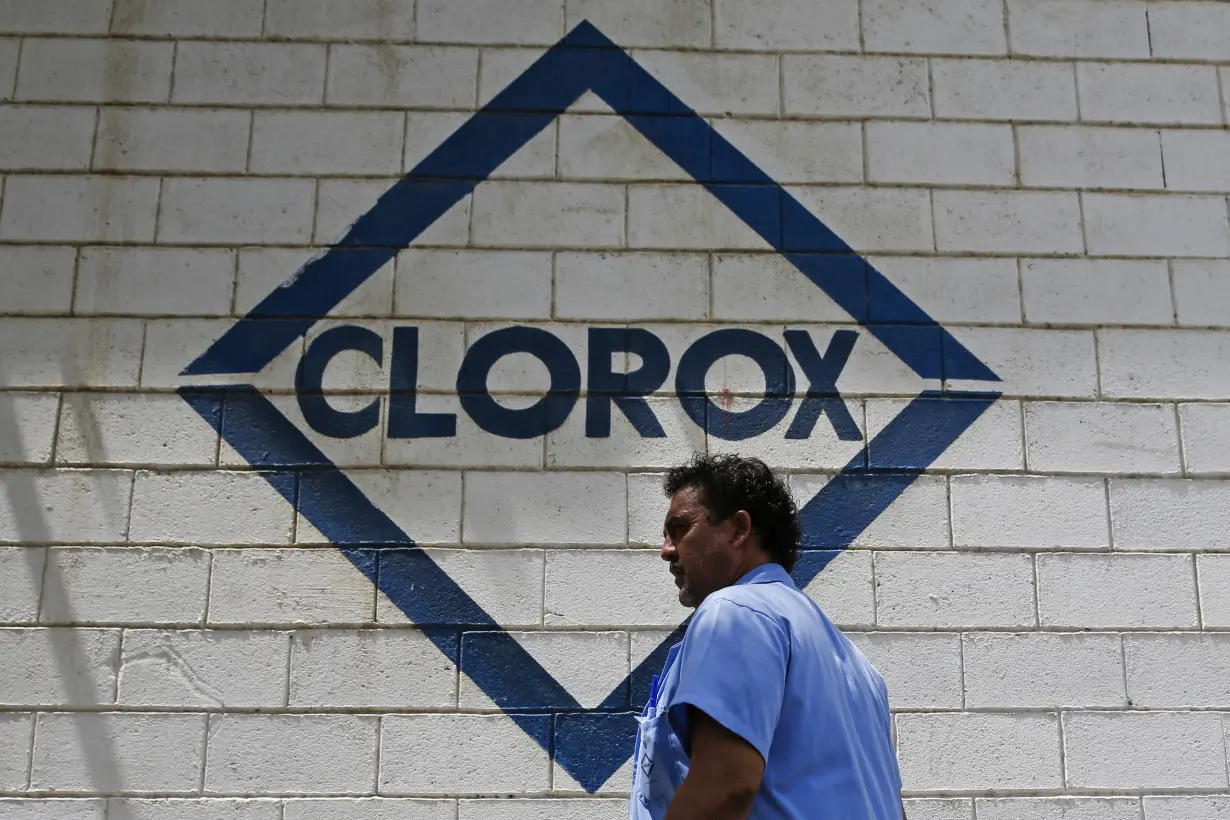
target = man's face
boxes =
[661,486,740,608]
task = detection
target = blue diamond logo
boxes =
[179,21,1000,793]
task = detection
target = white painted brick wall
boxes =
[5,1,1230,811]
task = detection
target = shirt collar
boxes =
[735,562,794,588]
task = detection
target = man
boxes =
[629,453,904,820]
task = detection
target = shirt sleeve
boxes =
[667,596,790,764]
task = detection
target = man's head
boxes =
[660,453,801,608]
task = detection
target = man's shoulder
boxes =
[699,580,804,628]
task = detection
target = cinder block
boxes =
[418,0,561,43]
[42,547,209,625]
[76,248,235,317]
[1078,63,1221,126]
[628,472,667,547]
[557,114,687,182]
[286,800,454,820]
[567,0,711,47]
[862,0,1007,54]
[629,185,772,251]
[714,0,859,50]
[250,112,404,175]
[111,0,266,36]
[1125,634,1230,708]
[473,182,624,249]
[784,56,929,118]
[866,397,1024,472]
[0,801,104,820]
[173,43,326,105]
[1179,402,1230,474]
[792,474,948,549]
[395,250,551,321]
[634,51,779,117]
[1018,126,1164,190]
[800,549,876,629]
[0,627,118,706]
[1085,194,1230,258]
[901,800,972,820]
[205,714,378,795]
[1148,1,1230,60]
[158,178,316,245]
[30,712,205,792]
[107,800,282,820]
[555,252,707,321]
[867,122,1014,186]
[1007,0,1150,57]
[209,549,376,626]
[705,396,864,472]
[712,253,857,322]
[0,106,95,170]
[932,58,1077,121]
[712,119,862,184]
[265,0,416,38]
[380,714,550,794]
[130,471,293,545]
[53,390,211,470]
[0,392,57,465]
[934,191,1083,254]
[1199,555,1230,627]
[545,549,683,628]
[1037,553,1197,628]
[0,712,31,790]
[0,175,159,242]
[1145,797,1230,820]
[1161,130,1230,193]
[0,319,143,390]
[871,256,1020,325]
[951,474,1108,548]
[95,108,251,173]
[0,0,111,33]
[377,549,545,628]
[945,328,1097,398]
[0,469,133,544]
[315,177,470,246]
[1099,330,1230,400]
[407,110,555,179]
[380,394,546,470]
[0,547,43,623]
[238,248,391,319]
[979,798,1141,820]
[1025,402,1180,475]
[963,632,1126,708]
[547,397,706,470]
[326,45,477,107]
[896,713,1061,790]
[847,633,962,709]
[16,39,172,102]
[459,799,626,820]
[463,472,626,545]
[874,552,1036,628]
[0,39,14,100]
[118,629,288,708]
[1064,711,1228,789]
[290,629,455,708]
[789,187,934,252]
[1021,259,1171,326]
[297,470,461,546]
[1111,479,1230,551]
[143,319,303,391]
[460,631,628,709]
[0,246,75,314]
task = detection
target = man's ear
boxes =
[728,509,755,551]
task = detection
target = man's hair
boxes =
[663,453,801,573]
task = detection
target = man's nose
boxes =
[660,539,676,562]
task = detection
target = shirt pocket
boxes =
[631,710,679,817]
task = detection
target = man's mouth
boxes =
[670,565,684,587]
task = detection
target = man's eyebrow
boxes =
[663,514,686,535]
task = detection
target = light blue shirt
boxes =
[629,563,902,820]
